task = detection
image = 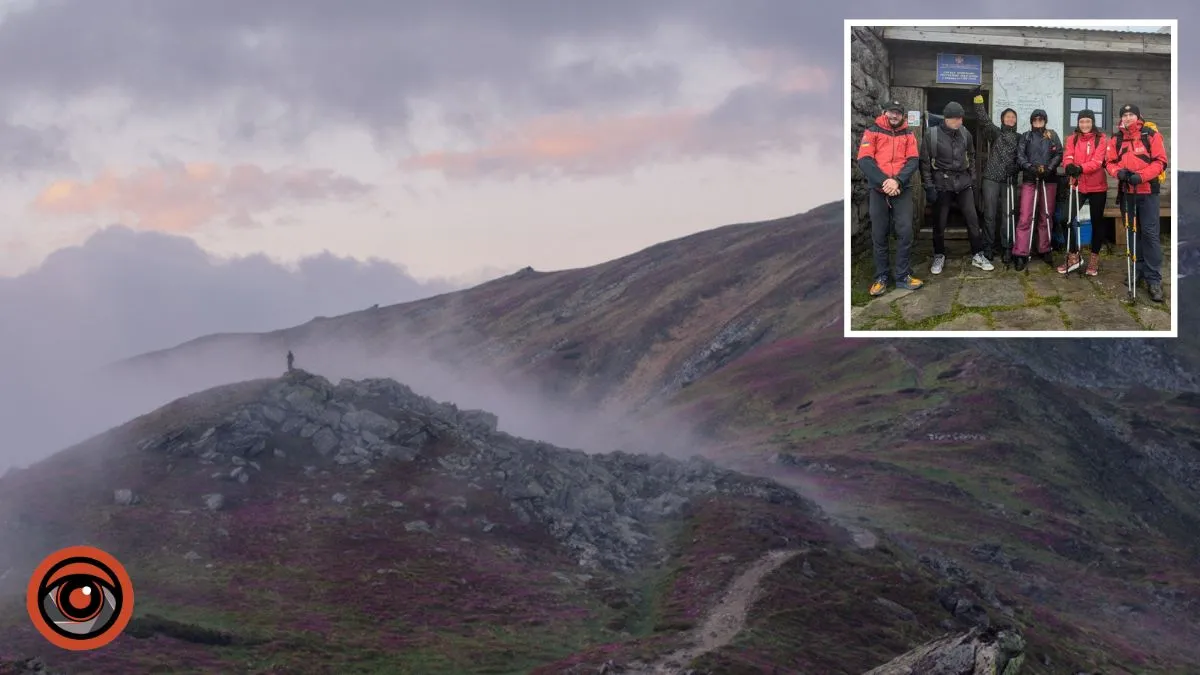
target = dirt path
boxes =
[627,548,803,674]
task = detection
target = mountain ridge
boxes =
[2,180,1198,672]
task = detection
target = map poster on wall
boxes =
[990,59,1065,138]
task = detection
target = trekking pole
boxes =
[1040,177,1052,258]
[1026,178,1039,260]
[1007,180,1016,269]
[1069,179,1082,276]
[1131,188,1139,301]
[1123,184,1135,301]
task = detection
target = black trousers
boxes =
[1118,191,1164,284]
[1073,191,1111,253]
[934,186,983,256]
[868,188,916,281]
[980,178,1013,256]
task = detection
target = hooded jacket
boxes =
[1017,109,1063,182]
[1064,128,1108,194]
[974,100,1020,183]
[856,112,919,191]
[1105,117,1168,196]
[919,121,975,193]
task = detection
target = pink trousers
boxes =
[1013,181,1056,257]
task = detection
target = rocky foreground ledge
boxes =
[127,369,815,572]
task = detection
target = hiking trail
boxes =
[628,548,803,674]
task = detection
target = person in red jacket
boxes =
[857,100,923,297]
[1106,103,1168,302]
[1060,109,1108,275]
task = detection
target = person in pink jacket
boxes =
[1060,110,1108,275]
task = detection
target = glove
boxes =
[1023,168,1038,182]
[1127,173,1143,185]
[1065,164,1082,177]
[925,186,938,204]
[972,85,984,104]
[1036,165,1046,175]
[1117,168,1133,182]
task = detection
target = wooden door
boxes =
[891,86,925,219]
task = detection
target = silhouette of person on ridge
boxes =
[286,350,294,372]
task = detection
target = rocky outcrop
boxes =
[136,370,817,572]
[970,338,1200,393]
[0,657,60,674]
[850,26,891,240]
[863,626,1026,675]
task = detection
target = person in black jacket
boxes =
[971,87,1020,264]
[1013,109,1063,271]
[919,102,993,275]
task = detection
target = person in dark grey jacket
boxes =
[972,87,1020,264]
[919,101,993,274]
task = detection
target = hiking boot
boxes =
[1042,251,1055,266]
[898,275,924,290]
[1086,252,1100,276]
[1001,251,1012,266]
[971,252,994,271]
[1014,256,1028,271]
[1057,252,1081,275]
[869,277,888,297]
[931,254,946,275]
[1149,283,1164,303]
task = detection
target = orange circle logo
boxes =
[26,545,135,650]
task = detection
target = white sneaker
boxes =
[972,252,994,271]
[931,254,946,275]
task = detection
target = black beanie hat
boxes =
[1120,103,1142,118]
[943,101,964,118]
[1077,109,1095,124]
[1030,109,1047,123]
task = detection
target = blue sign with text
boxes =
[936,53,982,85]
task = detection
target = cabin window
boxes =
[1065,89,1112,132]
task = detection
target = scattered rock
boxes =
[202,493,224,511]
[405,520,432,533]
[863,626,1025,675]
[312,428,339,455]
[133,370,819,573]
[0,656,61,674]
[113,489,138,506]
[874,596,917,622]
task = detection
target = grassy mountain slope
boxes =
[3,176,1199,672]
[0,371,1012,674]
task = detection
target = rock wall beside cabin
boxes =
[849,27,891,245]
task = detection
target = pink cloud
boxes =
[31,162,372,233]
[400,64,834,180]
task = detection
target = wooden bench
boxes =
[1102,206,1171,219]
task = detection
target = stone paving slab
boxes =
[895,279,957,324]
[1060,297,1145,330]
[933,313,991,331]
[849,238,1172,332]
[957,277,1027,308]
[1138,306,1172,331]
[991,306,1064,330]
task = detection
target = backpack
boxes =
[924,123,973,172]
[1115,121,1167,193]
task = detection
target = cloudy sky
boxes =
[0,1,1191,469]
[0,2,1188,285]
